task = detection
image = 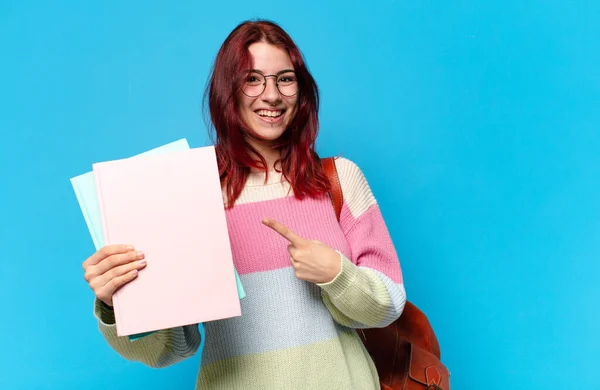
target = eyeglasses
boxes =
[241,70,299,97]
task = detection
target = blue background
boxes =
[1,1,598,389]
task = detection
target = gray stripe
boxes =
[349,269,406,329]
[201,267,341,365]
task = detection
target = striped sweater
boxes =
[94,157,406,389]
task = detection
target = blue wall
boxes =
[1,1,598,389]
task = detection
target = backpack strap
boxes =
[322,157,343,222]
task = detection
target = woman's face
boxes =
[238,42,299,145]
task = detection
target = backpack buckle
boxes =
[425,366,443,390]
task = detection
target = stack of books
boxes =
[70,139,244,341]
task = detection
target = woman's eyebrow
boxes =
[247,68,295,75]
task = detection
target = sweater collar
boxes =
[245,169,285,187]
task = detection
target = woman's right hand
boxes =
[82,244,147,307]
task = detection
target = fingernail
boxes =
[137,251,145,258]
[138,259,147,266]
[127,245,134,251]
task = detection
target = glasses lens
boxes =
[277,72,298,96]
[242,72,265,97]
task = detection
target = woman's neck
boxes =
[247,140,281,172]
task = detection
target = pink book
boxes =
[93,146,241,336]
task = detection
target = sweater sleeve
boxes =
[317,158,406,329]
[94,298,201,368]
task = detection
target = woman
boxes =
[82,19,406,389]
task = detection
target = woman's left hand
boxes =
[262,217,341,284]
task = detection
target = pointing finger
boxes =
[262,218,305,246]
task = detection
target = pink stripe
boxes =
[340,203,404,283]
[225,195,352,275]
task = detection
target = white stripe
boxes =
[335,157,377,219]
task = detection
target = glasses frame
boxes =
[241,69,299,98]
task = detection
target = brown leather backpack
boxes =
[322,157,451,390]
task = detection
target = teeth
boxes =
[257,110,283,118]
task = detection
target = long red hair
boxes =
[204,19,330,208]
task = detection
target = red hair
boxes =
[204,19,331,208]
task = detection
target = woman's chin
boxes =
[248,125,286,142]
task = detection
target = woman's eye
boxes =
[246,75,263,85]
